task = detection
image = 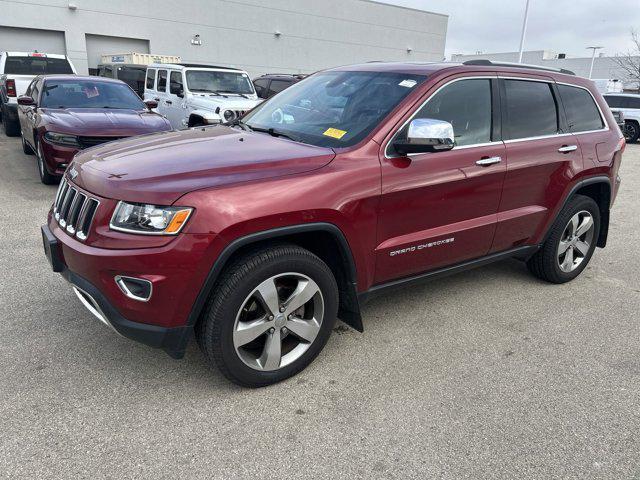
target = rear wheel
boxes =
[623,121,640,143]
[36,140,60,185]
[197,245,338,387]
[527,194,600,283]
[1,105,20,137]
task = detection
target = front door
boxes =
[375,76,506,284]
[166,70,186,127]
[154,69,173,125]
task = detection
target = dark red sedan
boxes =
[17,75,171,184]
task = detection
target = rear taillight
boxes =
[616,137,626,153]
[6,79,16,97]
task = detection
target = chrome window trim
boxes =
[384,75,498,159]
[503,132,573,144]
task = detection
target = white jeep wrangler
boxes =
[144,63,261,129]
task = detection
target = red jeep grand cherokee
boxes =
[42,61,624,387]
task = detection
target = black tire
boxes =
[22,135,34,155]
[36,139,60,185]
[2,105,20,137]
[623,121,640,143]
[197,244,339,387]
[527,194,600,284]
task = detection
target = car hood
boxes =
[41,108,171,135]
[187,94,261,112]
[70,125,336,205]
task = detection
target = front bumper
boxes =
[42,217,219,358]
[40,138,78,176]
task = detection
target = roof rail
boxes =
[175,63,241,71]
[463,59,575,76]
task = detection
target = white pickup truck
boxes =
[604,93,640,143]
[143,63,261,129]
[0,52,76,136]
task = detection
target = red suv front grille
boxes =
[53,178,100,241]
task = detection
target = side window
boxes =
[157,69,167,92]
[25,78,36,97]
[169,71,183,95]
[558,84,603,132]
[146,69,156,90]
[254,78,269,98]
[268,79,291,97]
[628,97,640,109]
[411,78,492,147]
[604,96,624,108]
[504,79,558,139]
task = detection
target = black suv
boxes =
[253,73,306,99]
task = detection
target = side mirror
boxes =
[393,118,455,155]
[170,84,184,97]
[18,95,35,106]
[144,99,158,109]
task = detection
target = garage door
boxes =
[0,26,66,54]
[85,34,150,68]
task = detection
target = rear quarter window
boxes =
[558,84,604,132]
[146,69,156,90]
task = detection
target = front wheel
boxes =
[197,245,339,387]
[36,140,59,185]
[527,194,600,283]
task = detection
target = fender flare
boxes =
[188,109,220,125]
[184,222,362,332]
[542,175,611,246]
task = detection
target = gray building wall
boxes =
[451,50,639,90]
[1,0,448,77]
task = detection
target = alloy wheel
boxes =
[233,272,324,371]
[557,210,595,273]
[623,122,639,142]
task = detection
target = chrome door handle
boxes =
[476,156,502,166]
[558,145,578,153]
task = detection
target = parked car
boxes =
[18,75,171,184]
[1,51,76,136]
[143,63,261,129]
[96,63,147,98]
[42,60,624,387]
[603,93,640,143]
[253,73,306,99]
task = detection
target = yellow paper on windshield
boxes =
[323,128,347,139]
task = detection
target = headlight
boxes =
[44,132,80,147]
[223,109,236,121]
[110,201,193,235]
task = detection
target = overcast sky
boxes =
[381,0,640,59]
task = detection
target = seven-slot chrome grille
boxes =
[53,178,100,241]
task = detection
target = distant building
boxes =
[451,50,639,91]
[0,0,448,78]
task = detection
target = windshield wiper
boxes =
[250,126,298,142]
[227,118,253,131]
[190,89,228,97]
[219,91,249,99]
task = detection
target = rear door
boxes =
[154,69,170,120]
[376,75,506,284]
[490,76,583,253]
[166,70,185,126]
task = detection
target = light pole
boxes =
[587,46,603,79]
[517,0,531,63]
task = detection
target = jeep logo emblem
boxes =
[68,167,78,180]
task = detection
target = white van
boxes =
[143,63,261,129]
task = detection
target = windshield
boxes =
[186,70,254,95]
[40,80,146,109]
[5,56,73,75]
[242,71,426,148]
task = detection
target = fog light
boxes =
[115,276,152,302]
